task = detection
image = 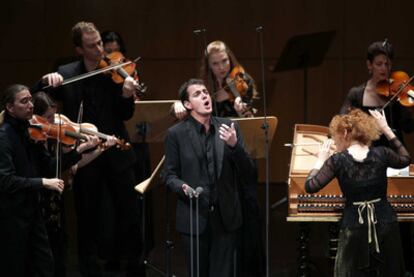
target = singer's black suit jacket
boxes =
[164,116,256,234]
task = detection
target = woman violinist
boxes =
[340,40,414,146]
[173,40,259,119]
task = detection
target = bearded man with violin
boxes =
[33,21,144,277]
[340,40,414,275]
[0,84,98,277]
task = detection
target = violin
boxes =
[376,71,414,109]
[29,114,87,146]
[98,51,147,98]
[54,114,132,150]
[222,65,249,102]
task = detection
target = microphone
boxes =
[183,185,204,198]
[382,38,389,47]
[255,26,263,32]
[194,187,203,198]
[193,28,206,35]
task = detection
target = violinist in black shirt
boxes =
[37,21,143,276]
[0,84,95,277]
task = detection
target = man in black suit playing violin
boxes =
[36,21,144,277]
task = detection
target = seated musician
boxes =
[305,109,410,276]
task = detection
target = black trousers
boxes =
[73,157,141,276]
[0,210,54,277]
[181,207,239,277]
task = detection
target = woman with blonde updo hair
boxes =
[305,109,410,276]
[173,40,259,119]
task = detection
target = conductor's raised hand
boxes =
[42,72,64,87]
[317,139,333,163]
[369,109,389,132]
[369,109,395,139]
[219,122,237,147]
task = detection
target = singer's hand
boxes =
[182,184,193,197]
[219,123,237,147]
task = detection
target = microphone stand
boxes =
[189,191,194,277]
[194,188,203,277]
[193,28,218,115]
[256,25,270,277]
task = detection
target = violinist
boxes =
[340,40,414,146]
[339,40,414,275]
[0,84,95,277]
[100,30,147,101]
[34,21,144,276]
[101,30,126,55]
[173,40,259,119]
[33,91,106,277]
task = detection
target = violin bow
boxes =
[42,57,141,89]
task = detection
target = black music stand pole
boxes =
[270,31,336,213]
[272,30,336,123]
[272,31,335,276]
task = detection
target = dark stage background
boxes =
[1,0,414,276]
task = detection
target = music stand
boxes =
[135,156,165,194]
[126,100,178,277]
[232,116,278,159]
[273,31,336,123]
[125,100,177,143]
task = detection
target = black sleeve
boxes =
[227,121,256,182]
[305,156,337,193]
[397,104,414,134]
[164,128,187,199]
[114,84,136,121]
[0,134,43,194]
[384,137,411,168]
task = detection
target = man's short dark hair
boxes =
[72,21,99,48]
[178,78,205,105]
